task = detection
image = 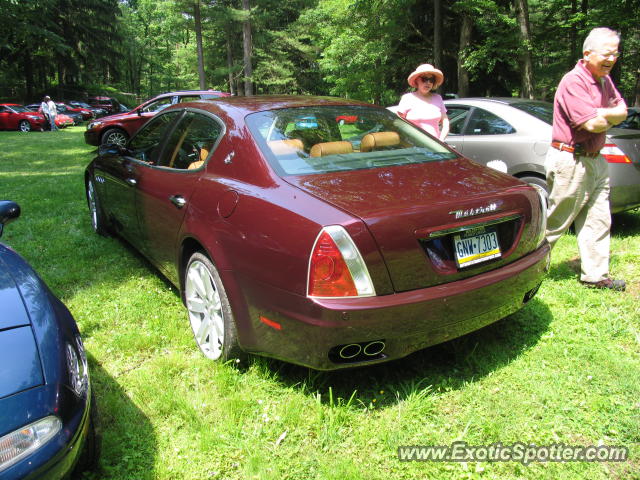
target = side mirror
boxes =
[0,201,21,238]
[99,144,129,156]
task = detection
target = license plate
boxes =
[453,227,501,268]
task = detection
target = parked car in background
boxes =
[87,96,123,114]
[55,112,75,128]
[0,104,46,132]
[84,89,232,147]
[85,95,549,370]
[618,106,639,130]
[335,114,358,125]
[55,104,85,124]
[68,100,107,118]
[442,98,640,213]
[60,102,94,120]
[0,201,100,478]
[26,103,83,125]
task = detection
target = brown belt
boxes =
[551,141,599,158]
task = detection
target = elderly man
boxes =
[546,27,627,291]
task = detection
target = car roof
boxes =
[176,95,375,116]
[153,89,232,97]
[0,103,21,106]
[444,97,551,106]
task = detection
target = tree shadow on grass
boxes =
[79,353,157,480]
[245,297,553,410]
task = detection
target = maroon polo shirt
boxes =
[551,60,623,153]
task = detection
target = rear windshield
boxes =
[246,106,457,175]
[510,101,553,125]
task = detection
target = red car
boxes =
[59,102,94,120]
[87,96,121,114]
[335,114,358,125]
[55,113,75,128]
[84,90,231,146]
[85,96,549,370]
[0,104,47,132]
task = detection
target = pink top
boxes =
[397,92,446,137]
[552,59,623,153]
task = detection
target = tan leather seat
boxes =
[188,145,211,170]
[360,131,400,152]
[309,141,353,157]
[268,139,304,155]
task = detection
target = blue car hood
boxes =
[0,247,44,398]
[0,252,32,330]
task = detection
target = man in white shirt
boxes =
[39,95,58,131]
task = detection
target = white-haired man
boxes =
[546,27,627,290]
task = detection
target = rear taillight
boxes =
[600,143,631,163]
[307,225,376,298]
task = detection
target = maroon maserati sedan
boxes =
[85,96,550,370]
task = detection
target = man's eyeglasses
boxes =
[420,76,436,83]
[594,51,620,59]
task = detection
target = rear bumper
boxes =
[610,163,640,213]
[237,243,551,370]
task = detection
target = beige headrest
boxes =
[360,131,400,152]
[309,141,353,157]
[268,139,304,155]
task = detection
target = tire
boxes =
[101,128,128,147]
[86,177,110,236]
[19,120,31,132]
[184,252,243,362]
[72,389,102,475]
[519,175,549,203]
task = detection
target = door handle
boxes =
[125,178,137,186]
[169,195,186,209]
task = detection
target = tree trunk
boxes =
[434,0,442,70]
[242,0,253,96]
[457,14,472,97]
[23,53,34,100]
[226,36,235,95]
[194,0,206,89]
[570,0,577,64]
[515,0,534,98]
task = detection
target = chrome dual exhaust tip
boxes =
[336,340,386,361]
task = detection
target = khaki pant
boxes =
[545,147,611,283]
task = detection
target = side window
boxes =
[159,112,222,170]
[142,97,173,113]
[177,95,200,103]
[446,107,470,135]
[129,111,181,164]
[467,108,515,135]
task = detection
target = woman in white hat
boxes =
[396,64,449,140]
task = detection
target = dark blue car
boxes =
[0,201,99,479]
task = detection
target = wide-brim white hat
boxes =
[407,64,444,89]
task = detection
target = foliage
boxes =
[0,128,639,478]
[0,0,638,108]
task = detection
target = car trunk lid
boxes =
[286,158,542,292]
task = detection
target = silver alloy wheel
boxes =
[19,120,31,132]
[87,180,99,231]
[103,130,128,146]
[185,259,224,360]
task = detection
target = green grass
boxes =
[0,127,639,480]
